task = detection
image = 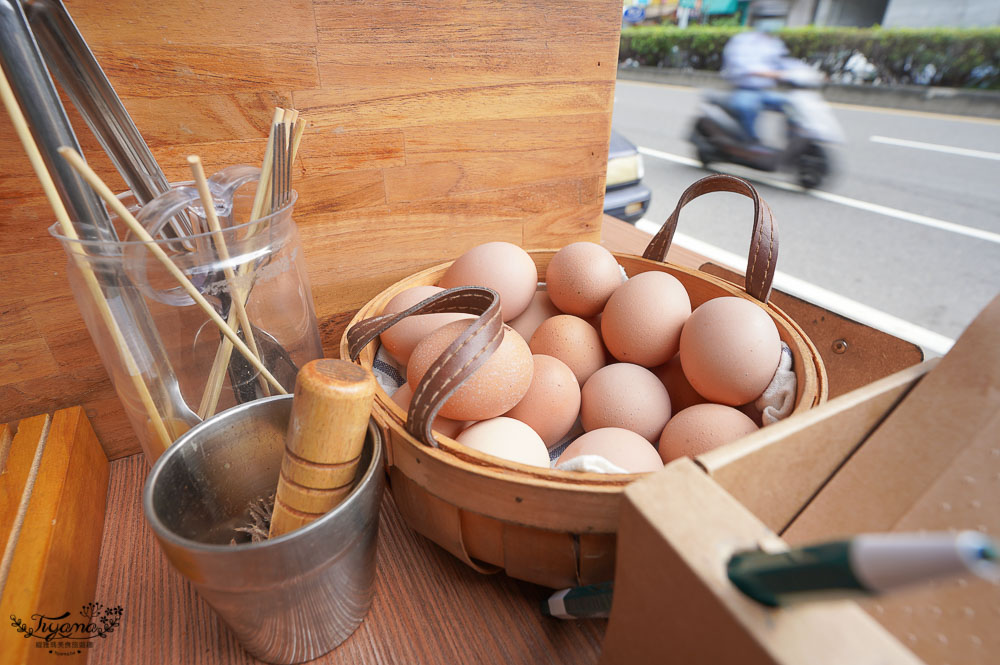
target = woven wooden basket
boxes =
[341,175,828,588]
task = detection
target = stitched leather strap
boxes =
[642,174,778,303]
[347,286,502,448]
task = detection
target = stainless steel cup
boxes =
[143,395,383,664]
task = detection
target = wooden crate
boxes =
[600,294,1000,665]
[0,407,109,665]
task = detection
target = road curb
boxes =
[617,66,1000,120]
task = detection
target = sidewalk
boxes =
[617,66,1000,120]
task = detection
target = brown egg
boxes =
[652,354,707,413]
[507,287,561,343]
[679,297,781,406]
[580,363,672,442]
[556,428,663,474]
[379,285,475,365]
[601,271,691,368]
[529,315,606,386]
[438,241,538,321]
[658,404,759,463]
[407,320,533,421]
[545,242,624,317]
[390,382,468,439]
[504,354,581,448]
[456,417,551,468]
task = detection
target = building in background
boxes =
[784,0,1000,28]
[784,0,886,26]
[880,0,1000,27]
[626,0,1000,28]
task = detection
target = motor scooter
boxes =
[689,63,844,189]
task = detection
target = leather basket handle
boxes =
[347,286,502,448]
[642,174,778,303]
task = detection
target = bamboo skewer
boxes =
[196,130,280,416]
[0,65,174,456]
[60,147,288,396]
[198,323,237,418]
[198,108,306,417]
[199,117,281,417]
[290,116,307,168]
[188,156,270,400]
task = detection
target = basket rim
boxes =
[340,248,828,492]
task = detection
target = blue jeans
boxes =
[728,88,787,142]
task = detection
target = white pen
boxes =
[727,530,998,607]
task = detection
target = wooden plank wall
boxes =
[0,0,621,459]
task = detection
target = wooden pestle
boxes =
[268,359,376,538]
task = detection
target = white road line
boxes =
[637,146,1000,245]
[870,135,1000,161]
[635,218,955,355]
[639,146,701,168]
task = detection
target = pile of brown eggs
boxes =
[379,240,785,474]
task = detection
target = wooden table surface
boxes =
[85,218,662,665]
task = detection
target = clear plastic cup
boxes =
[49,181,322,462]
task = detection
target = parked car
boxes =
[604,130,651,223]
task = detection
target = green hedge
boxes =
[620,26,1000,89]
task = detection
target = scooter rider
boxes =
[721,27,788,144]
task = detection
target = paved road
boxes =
[611,80,1000,352]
